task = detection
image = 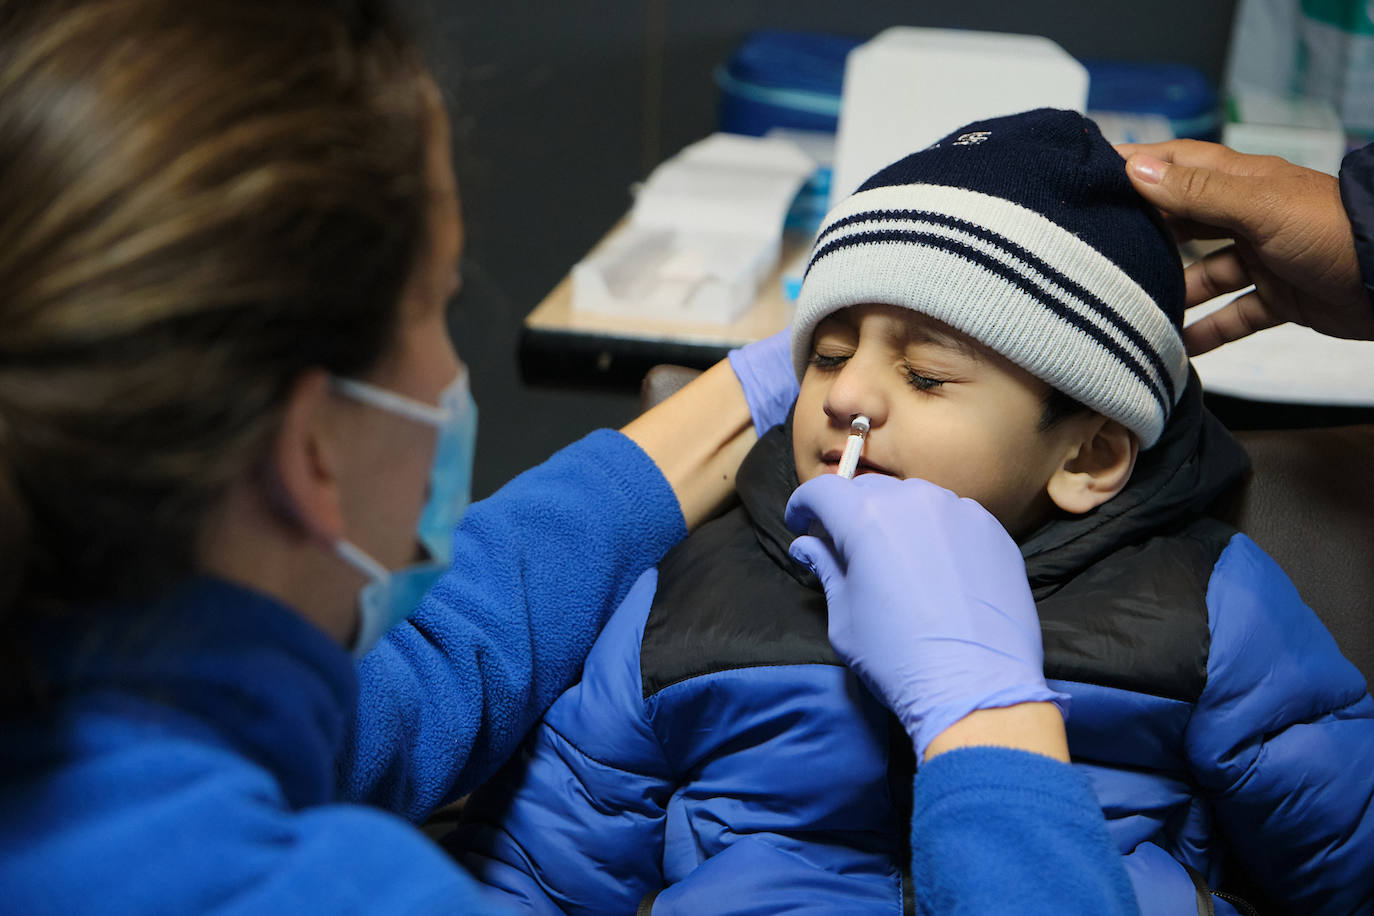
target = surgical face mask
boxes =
[331,369,478,658]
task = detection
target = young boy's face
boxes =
[793,303,1088,538]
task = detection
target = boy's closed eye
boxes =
[808,351,851,372]
[903,366,945,391]
[808,349,948,393]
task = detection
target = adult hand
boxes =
[785,474,1068,761]
[727,327,799,437]
[1118,139,1374,354]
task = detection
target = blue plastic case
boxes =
[716,30,861,136]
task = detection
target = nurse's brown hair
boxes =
[0,0,432,704]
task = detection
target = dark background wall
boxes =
[400,1,1237,498]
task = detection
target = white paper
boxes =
[1191,292,1374,405]
[571,133,815,324]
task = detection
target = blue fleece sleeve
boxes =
[452,570,674,915]
[336,430,686,821]
[0,720,521,915]
[237,804,520,915]
[910,746,1138,915]
[1185,534,1374,914]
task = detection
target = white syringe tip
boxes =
[836,415,869,479]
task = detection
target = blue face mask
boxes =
[331,369,478,659]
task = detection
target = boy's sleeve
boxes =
[336,430,686,822]
[450,570,676,916]
[1185,533,1374,914]
[909,746,1138,916]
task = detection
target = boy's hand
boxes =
[785,474,1069,761]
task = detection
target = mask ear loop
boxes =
[332,376,455,427]
[334,538,391,583]
[334,537,394,656]
[259,374,456,537]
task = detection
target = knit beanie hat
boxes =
[791,108,1187,447]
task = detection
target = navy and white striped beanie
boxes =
[791,108,1187,447]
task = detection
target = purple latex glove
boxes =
[727,328,799,437]
[785,474,1070,760]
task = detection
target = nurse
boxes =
[0,1,781,911]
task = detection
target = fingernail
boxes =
[1128,154,1166,184]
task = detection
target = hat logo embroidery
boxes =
[952,131,991,146]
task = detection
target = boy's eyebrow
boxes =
[895,319,984,362]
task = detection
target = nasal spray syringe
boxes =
[810,415,870,544]
[836,415,870,479]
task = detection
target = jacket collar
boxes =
[42,577,358,810]
[1019,369,1250,588]
[736,413,819,587]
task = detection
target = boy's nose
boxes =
[822,360,887,430]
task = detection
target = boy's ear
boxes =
[1046,417,1139,515]
[267,369,348,542]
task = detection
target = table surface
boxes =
[518,223,809,385]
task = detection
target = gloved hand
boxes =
[785,474,1069,760]
[727,327,799,437]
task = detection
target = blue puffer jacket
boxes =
[456,378,1374,915]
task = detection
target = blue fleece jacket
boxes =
[0,429,684,914]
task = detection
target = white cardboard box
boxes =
[831,27,1089,206]
[571,134,814,324]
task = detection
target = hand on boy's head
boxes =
[1117,139,1374,353]
[785,474,1069,760]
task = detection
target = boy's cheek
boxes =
[791,439,823,485]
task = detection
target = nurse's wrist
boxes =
[622,358,755,531]
[922,702,1070,763]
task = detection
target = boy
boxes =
[452,110,1374,915]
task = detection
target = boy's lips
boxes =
[820,449,895,476]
